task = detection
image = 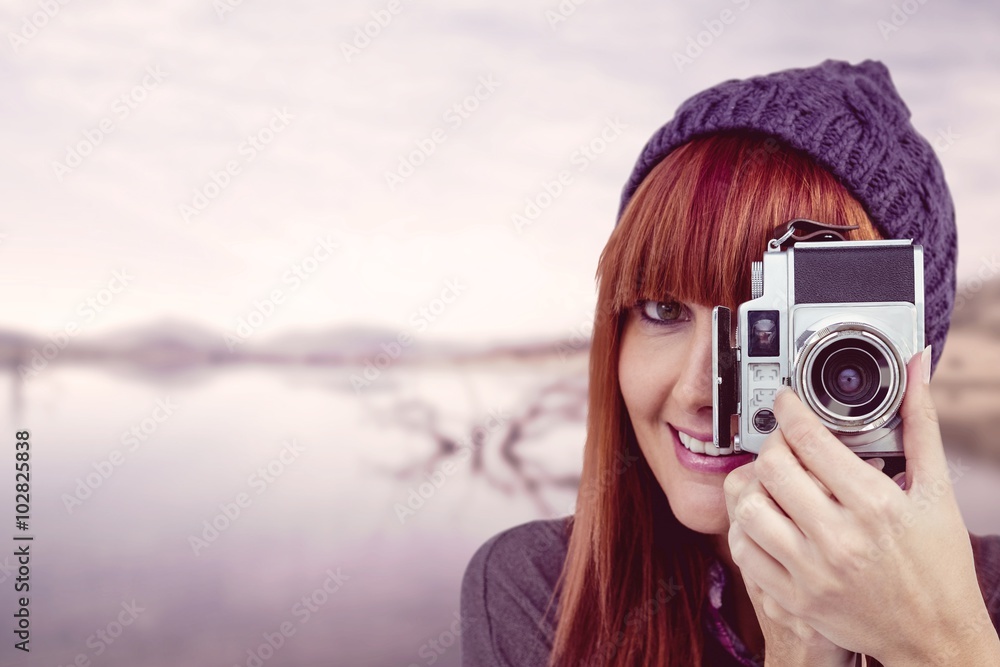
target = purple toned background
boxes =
[1,1,999,665]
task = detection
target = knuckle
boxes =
[760,432,783,454]
[798,434,826,459]
[755,449,786,485]
[754,449,777,476]
[761,593,783,621]
[922,397,940,426]
[781,414,811,441]
[818,570,846,602]
[794,571,839,618]
[723,470,743,499]
[827,540,855,570]
[864,489,899,517]
[829,534,871,572]
[811,521,845,556]
[783,418,825,456]
[728,526,747,564]
[784,586,810,618]
[735,494,761,523]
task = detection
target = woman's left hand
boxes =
[723,469,859,667]
[725,348,1000,665]
[726,458,886,667]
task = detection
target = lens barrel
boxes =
[796,323,905,433]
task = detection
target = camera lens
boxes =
[796,324,905,433]
[821,347,880,406]
[837,368,861,395]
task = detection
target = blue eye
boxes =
[638,300,687,326]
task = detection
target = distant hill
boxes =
[949,274,1000,334]
[0,316,587,373]
[0,279,995,464]
[934,276,1000,462]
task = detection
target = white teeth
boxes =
[677,430,706,454]
[677,430,735,456]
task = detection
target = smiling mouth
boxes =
[675,429,734,456]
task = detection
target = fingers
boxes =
[726,462,810,576]
[753,433,841,543]
[729,521,794,603]
[772,387,891,505]
[731,474,809,572]
[892,471,907,490]
[898,346,949,489]
[724,461,757,521]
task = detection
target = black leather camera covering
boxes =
[713,306,738,449]
[793,245,916,305]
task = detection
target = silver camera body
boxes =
[712,237,924,460]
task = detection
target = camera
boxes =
[711,220,925,465]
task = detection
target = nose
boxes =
[671,310,715,419]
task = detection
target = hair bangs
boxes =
[598,131,882,318]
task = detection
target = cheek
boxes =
[619,355,656,420]
[617,324,730,535]
[618,329,678,488]
[618,331,676,421]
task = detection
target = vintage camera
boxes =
[712,220,925,467]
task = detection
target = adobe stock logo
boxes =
[224,235,339,351]
[188,440,306,557]
[18,268,135,380]
[62,396,178,514]
[393,407,509,523]
[350,278,468,393]
[179,108,294,224]
[384,75,501,192]
[7,0,73,54]
[877,0,930,39]
[51,65,168,181]
[511,118,627,233]
[672,0,752,72]
[340,0,415,63]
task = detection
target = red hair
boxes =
[545,130,882,666]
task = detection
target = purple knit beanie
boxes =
[616,59,956,375]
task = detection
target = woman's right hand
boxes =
[740,569,856,667]
[726,460,858,667]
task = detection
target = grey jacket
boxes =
[460,516,1000,666]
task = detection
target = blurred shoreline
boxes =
[2,278,996,461]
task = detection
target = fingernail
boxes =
[776,385,791,398]
[921,344,932,385]
[892,471,907,490]
[866,457,886,472]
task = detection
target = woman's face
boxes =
[618,300,755,535]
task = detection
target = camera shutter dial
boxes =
[753,409,777,433]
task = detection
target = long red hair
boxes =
[545,130,883,666]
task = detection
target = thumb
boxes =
[899,344,948,488]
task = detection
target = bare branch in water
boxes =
[371,374,588,515]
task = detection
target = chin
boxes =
[662,482,729,535]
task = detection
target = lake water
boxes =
[2,358,997,666]
[0,360,586,667]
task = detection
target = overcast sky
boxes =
[1,0,998,344]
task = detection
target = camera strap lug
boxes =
[768,218,860,251]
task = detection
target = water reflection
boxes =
[3,300,998,665]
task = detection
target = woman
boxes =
[461,60,1000,666]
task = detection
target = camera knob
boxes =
[751,261,763,299]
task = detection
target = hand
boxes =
[726,347,1000,664]
[725,461,861,667]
